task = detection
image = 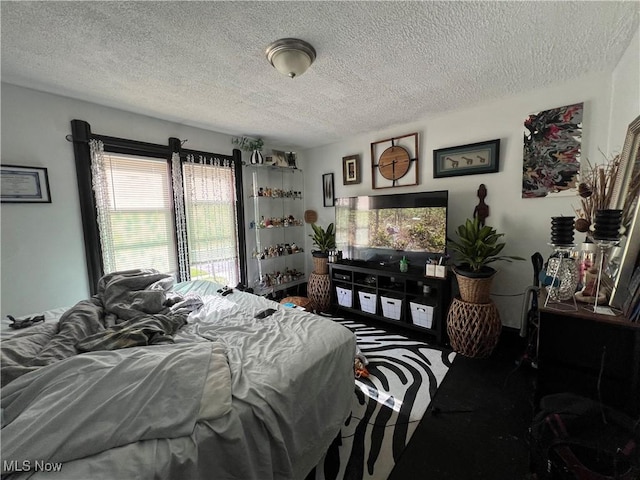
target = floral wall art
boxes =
[522,102,584,198]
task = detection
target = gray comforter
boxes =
[0,278,356,480]
[1,269,192,387]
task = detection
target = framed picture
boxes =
[1,165,51,203]
[272,150,288,167]
[609,115,640,311]
[433,139,500,178]
[286,152,297,169]
[342,154,361,185]
[322,173,334,207]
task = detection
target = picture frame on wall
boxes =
[433,139,500,178]
[1,164,51,203]
[342,154,361,185]
[272,150,288,167]
[322,173,334,207]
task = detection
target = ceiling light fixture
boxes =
[265,38,316,79]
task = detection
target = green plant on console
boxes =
[448,217,524,276]
[309,223,336,257]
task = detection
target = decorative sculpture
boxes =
[473,184,490,226]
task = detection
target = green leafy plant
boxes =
[448,217,524,274]
[309,223,336,255]
[232,136,264,152]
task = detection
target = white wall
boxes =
[299,68,638,328]
[0,83,243,317]
[608,27,640,152]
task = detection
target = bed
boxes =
[0,270,357,480]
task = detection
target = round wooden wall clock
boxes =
[371,132,419,189]
[378,145,411,181]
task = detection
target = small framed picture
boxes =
[1,165,52,203]
[322,173,334,207]
[433,139,500,178]
[342,154,361,185]
[272,150,288,167]
[286,152,297,168]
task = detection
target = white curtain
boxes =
[90,142,178,277]
[89,139,117,273]
[182,154,240,286]
[171,151,189,281]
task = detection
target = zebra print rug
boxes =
[311,319,456,480]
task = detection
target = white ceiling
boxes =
[2,1,638,150]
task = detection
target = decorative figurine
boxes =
[473,184,490,226]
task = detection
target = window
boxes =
[182,161,240,285]
[70,120,245,293]
[100,153,178,275]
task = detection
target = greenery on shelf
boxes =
[232,136,264,152]
[309,223,336,255]
[448,217,524,275]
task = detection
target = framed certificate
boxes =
[1,165,51,203]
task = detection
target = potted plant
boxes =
[448,217,524,303]
[309,223,336,274]
[232,136,264,164]
[446,217,524,358]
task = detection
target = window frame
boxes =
[70,119,246,295]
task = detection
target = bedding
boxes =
[1,273,357,480]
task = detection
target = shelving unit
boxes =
[244,164,306,295]
[329,262,452,344]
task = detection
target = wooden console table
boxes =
[537,302,640,416]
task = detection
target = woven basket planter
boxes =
[454,269,496,304]
[447,297,501,358]
[308,272,331,312]
[313,255,329,275]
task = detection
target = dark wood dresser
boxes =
[537,302,640,416]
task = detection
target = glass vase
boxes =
[547,254,579,302]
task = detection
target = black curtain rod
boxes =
[92,133,169,156]
[67,124,236,162]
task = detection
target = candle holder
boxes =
[581,209,622,313]
[584,239,619,313]
[544,217,578,311]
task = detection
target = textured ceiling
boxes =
[2,1,638,149]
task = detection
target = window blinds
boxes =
[99,152,178,276]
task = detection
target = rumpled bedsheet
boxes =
[1,342,232,474]
[0,279,356,480]
[0,269,198,387]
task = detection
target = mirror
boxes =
[609,115,640,312]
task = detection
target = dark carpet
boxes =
[388,328,536,480]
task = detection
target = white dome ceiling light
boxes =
[266,38,316,79]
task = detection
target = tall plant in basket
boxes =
[309,223,336,274]
[448,217,524,304]
[447,218,524,359]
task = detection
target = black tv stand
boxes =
[329,261,452,345]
